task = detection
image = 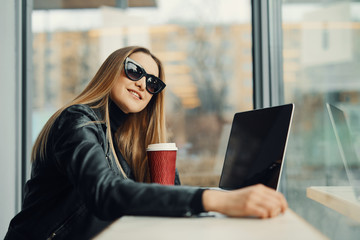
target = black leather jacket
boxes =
[5,103,204,240]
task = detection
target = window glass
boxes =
[31,0,252,186]
[282,0,360,238]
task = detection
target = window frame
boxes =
[251,0,284,108]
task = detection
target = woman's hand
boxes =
[202,184,288,218]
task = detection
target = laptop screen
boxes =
[219,104,294,190]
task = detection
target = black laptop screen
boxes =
[219,104,294,190]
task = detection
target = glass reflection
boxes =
[281,0,360,238]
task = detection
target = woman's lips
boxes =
[128,89,141,100]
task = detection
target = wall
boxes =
[0,0,21,238]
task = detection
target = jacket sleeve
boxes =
[51,105,202,220]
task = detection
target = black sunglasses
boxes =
[124,57,166,94]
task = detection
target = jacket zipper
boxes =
[46,206,84,240]
[47,232,56,240]
[105,143,112,169]
[105,137,126,178]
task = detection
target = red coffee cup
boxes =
[147,143,178,185]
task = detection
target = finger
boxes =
[255,202,279,218]
[242,191,279,218]
[253,201,283,218]
[250,192,286,217]
[269,191,288,212]
[252,190,282,208]
[270,207,283,218]
[252,186,288,212]
[278,194,288,212]
[254,207,269,219]
[243,201,269,218]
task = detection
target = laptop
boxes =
[219,103,294,191]
[326,103,360,200]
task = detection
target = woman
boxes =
[5,46,288,240]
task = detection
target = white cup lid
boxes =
[146,143,178,151]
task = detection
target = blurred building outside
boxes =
[32,6,253,186]
[31,2,360,188]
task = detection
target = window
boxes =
[281,0,360,238]
[31,0,253,186]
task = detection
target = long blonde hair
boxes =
[31,46,167,182]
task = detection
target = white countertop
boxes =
[93,209,328,240]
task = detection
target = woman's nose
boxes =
[135,77,146,91]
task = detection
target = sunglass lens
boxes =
[126,62,143,80]
[146,77,160,94]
